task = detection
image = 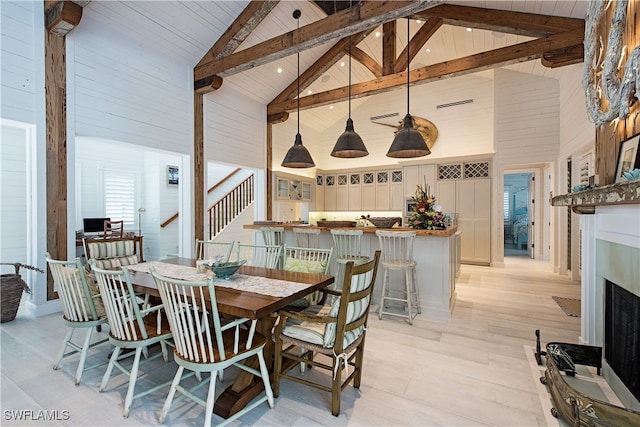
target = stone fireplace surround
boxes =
[581,204,640,411]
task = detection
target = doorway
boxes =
[503,173,532,256]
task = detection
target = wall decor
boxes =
[615,133,640,183]
[167,165,179,186]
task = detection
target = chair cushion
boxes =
[88,240,135,259]
[93,254,140,270]
[59,266,106,319]
[323,268,373,348]
[281,305,330,346]
[283,258,327,275]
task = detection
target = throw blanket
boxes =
[126,261,310,298]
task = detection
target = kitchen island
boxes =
[244,224,460,318]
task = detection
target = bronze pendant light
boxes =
[331,5,368,158]
[282,9,315,168]
[387,18,430,158]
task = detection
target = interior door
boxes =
[527,174,535,258]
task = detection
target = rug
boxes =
[552,296,581,317]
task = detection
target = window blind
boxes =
[104,172,136,227]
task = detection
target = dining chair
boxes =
[293,227,320,248]
[194,239,234,262]
[150,268,274,427]
[235,242,281,269]
[45,253,109,385]
[274,251,381,416]
[91,262,173,417]
[282,245,333,308]
[376,230,421,325]
[103,220,124,238]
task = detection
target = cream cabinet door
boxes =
[375,171,390,210]
[361,172,375,211]
[336,174,349,211]
[456,179,490,264]
[348,173,362,211]
[315,175,324,211]
[324,175,337,211]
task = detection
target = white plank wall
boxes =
[68,9,193,154]
[0,1,39,124]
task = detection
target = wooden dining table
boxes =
[126,257,334,419]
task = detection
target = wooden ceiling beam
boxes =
[45,1,83,36]
[541,44,584,68]
[415,4,584,38]
[382,21,396,75]
[394,17,443,74]
[350,46,383,78]
[267,28,584,115]
[270,29,373,105]
[194,0,442,82]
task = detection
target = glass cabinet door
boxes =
[277,178,289,199]
[302,182,311,200]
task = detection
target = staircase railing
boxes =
[208,174,254,238]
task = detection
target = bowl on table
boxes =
[209,260,246,279]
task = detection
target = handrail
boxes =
[208,174,254,238]
[208,168,241,194]
[160,168,245,228]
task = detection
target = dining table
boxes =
[125,257,334,419]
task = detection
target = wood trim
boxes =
[194,75,223,95]
[160,213,179,228]
[194,93,204,241]
[267,28,585,115]
[266,123,272,220]
[208,168,241,194]
[382,21,396,76]
[394,17,443,74]
[196,0,279,67]
[416,3,584,37]
[194,1,439,81]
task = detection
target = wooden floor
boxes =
[0,257,581,426]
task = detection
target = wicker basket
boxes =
[0,274,29,323]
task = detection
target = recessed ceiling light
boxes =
[321,75,330,83]
[340,61,345,67]
[375,31,381,37]
[329,105,334,110]
[466,27,472,32]
[416,19,422,24]
[307,89,313,95]
[277,67,283,73]
[426,48,431,53]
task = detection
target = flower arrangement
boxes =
[407,181,447,230]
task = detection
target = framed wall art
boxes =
[167,165,179,186]
[615,134,640,183]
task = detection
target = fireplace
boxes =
[580,204,640,411]
[605,280,640,403]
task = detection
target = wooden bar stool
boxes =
[330,229,366,263]
[261,227,284,268]
[293,227,320,248]
[376,230,421,325]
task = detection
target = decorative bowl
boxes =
[210,260,246,279]
[622,168,640,181]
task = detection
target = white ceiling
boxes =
[82,0,588,134]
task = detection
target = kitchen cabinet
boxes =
[390,170,403,211]
[361,172,376,211]
[336,174,349,211]
[403,164,436,197]
[375,171,389,210]
[348,173,362,211]
[275,175,313,201]
[315,175,325,211]
[324,175,337,211]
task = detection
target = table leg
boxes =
[213,314,277,419]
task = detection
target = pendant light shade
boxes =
[331,20,368,158]
[281,133,315,167]
[387,18,430,159]
[282,9,315,168]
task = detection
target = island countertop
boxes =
[243,223,457,237]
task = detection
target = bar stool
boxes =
[261,227,284,268]
[376,230,421,325]
[293,227,320,248]
[330,229,365,262]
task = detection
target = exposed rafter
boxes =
[267,28,585,116]
[394,17,442,74]
[415,3,584,37]
[382,21,396,75]
[194,1,442,83]
[350,46,383,78]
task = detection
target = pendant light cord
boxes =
[297,16,300,135]
[406,17,410,114]
[348,1,352,117]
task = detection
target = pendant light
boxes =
[387,18,430,158]
[331,3,368,158]
[281,9,315,168]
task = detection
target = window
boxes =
[103,170,137,228]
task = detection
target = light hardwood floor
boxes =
[1,256,580,426]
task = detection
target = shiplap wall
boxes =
[494,69,560,164]
[0,1,39,124]
[68,10,192,153]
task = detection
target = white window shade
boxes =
[104,171,136,228]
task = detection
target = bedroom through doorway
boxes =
[503,173,532,257]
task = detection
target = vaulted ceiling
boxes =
[82,0,588,132]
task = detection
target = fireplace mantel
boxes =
[551,181,640,214]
